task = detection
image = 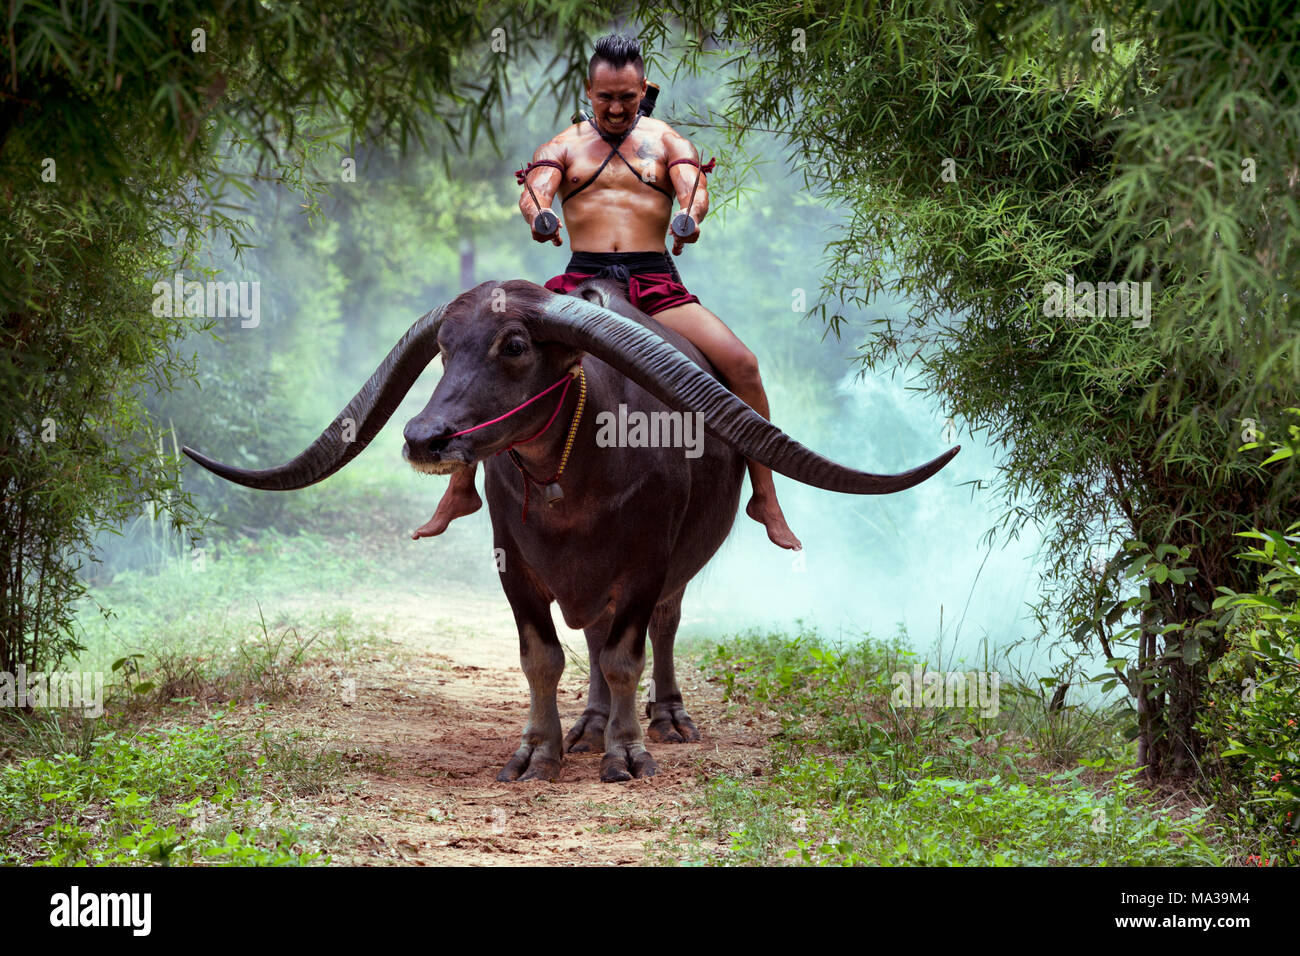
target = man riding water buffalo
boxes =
[411,33,803,551]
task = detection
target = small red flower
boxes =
[1271,772,1283,782]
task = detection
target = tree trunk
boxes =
[1166,654,1200,776]
[459,237,474,290]
[1137,607,1163,781]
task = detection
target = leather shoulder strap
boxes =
[563,115,673,204]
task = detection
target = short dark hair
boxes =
[588,34,644,83]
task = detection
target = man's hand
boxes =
[671,222,700,256]
[532,217,564,246]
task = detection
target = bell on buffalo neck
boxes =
[543,482,564,506]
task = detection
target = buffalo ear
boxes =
[577,286,612,308]
[565,281,632,369]
[572,279,631,313]
[544,341,586,373]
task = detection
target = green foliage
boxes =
[0,170,206,673]
[978,0,1300,414]
[74,528,423,684]
[1,1,626,205]
[668,628,1221,866]
[712,763,1216,866]
[1199,622,1300,866]
[0,529,393,866]
[1199,520,1300,866]
[0,715,326,865]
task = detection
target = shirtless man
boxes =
[411,33,802,550]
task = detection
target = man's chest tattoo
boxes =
[634,139,661,161]
[633,138,662,182]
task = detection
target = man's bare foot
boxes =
[745,495,802,550]
[411,477,482,539]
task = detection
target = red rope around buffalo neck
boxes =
[442,362,585,523]
[444,362,581,450]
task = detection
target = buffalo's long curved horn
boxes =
[535,292,958,494]
[181,304,448,490]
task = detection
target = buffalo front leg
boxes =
[497,584,566,783]
[565,611,613,754]
[645,593,701,744]
[599,606,658,782]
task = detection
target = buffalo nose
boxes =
[404,419,456,453]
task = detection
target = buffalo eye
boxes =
[500,337,528,358]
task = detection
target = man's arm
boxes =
[665,130,709,224]
[518,138,567,246]
[664,129,709,254]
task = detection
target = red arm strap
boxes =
[668,157,717,174]
[515,159,565,184]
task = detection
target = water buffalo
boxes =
[183,279,959,782]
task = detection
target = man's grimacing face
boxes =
[586,61,646,136]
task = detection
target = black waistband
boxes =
[565,250,683,287]
[567,251,673,275]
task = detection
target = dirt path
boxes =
[249,582,773,865]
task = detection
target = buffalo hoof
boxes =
[646,700,701,744]
[497,746,562,783]
[599,743,657,783]
[564,710,608,753]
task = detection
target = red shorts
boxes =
[544,270,700,316]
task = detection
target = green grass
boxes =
[3,478,507,866]
[75,527,469,669]
[69,520,490,707]
[78,534,357,672]
[653,627,1224,866]
[0,524,419,866]
[0,707,337,866]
